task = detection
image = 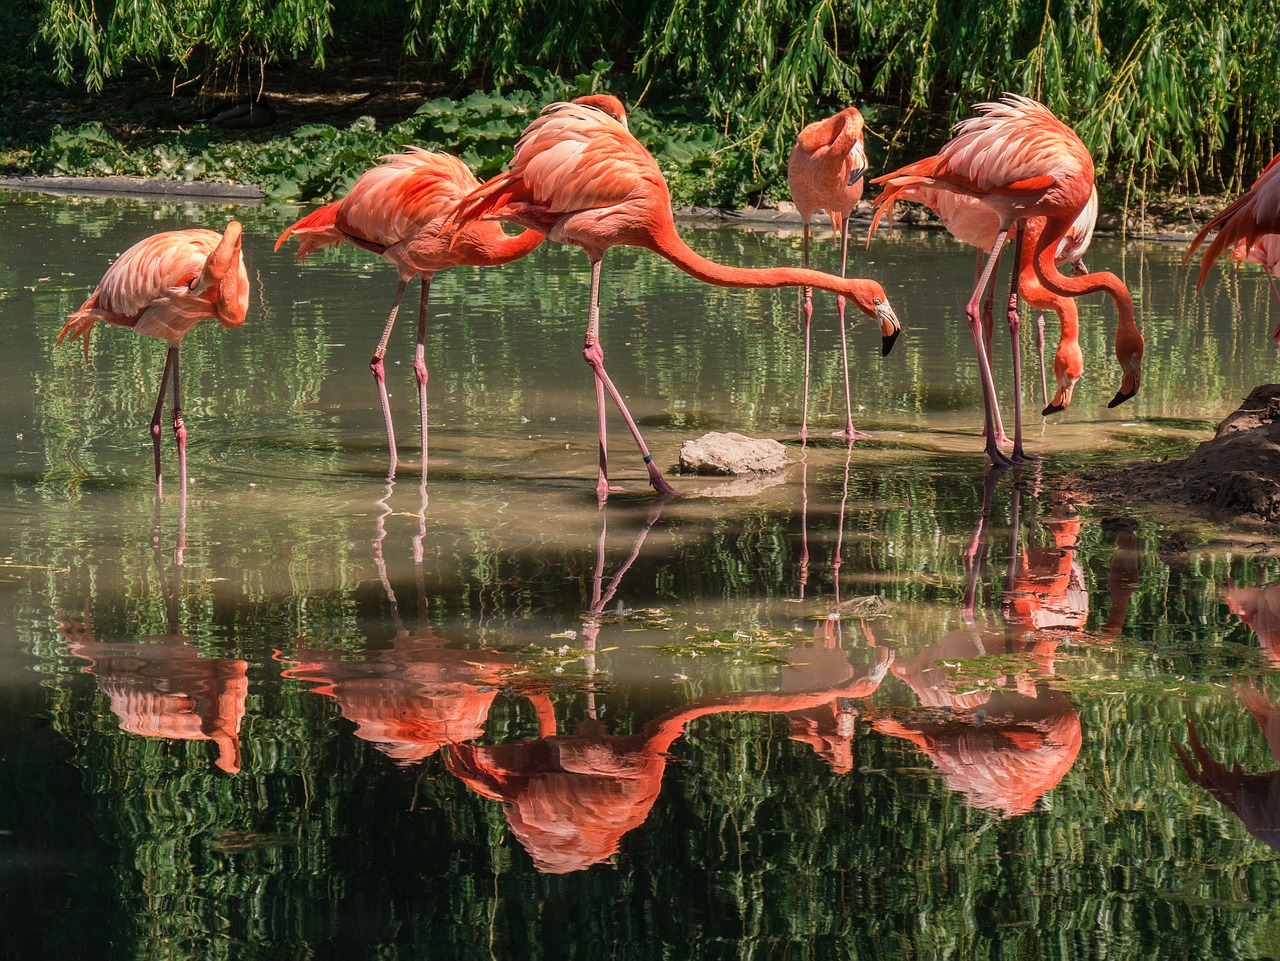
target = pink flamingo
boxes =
[1188,152,1280,341]
[276,148,544,471]
[787,106,871,441]
[57,222,248,496]
[871,95,1143,465]
[450,94,900,501]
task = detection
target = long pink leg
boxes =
[966,231,1014,468]
[800,221,813,442]
[414,275,432,470]
[150,347,176,497]
[582,255,679,500]
[975,251,1010,447]
[171,348,188,496]
[371,275,412,475]
[962,467,1002,620]
[1034,311,1049,409]
[834,218,872,443]
[1005,224,1026,462]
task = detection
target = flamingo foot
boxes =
[984,441,1015,469]
[647,465,679,498]
[832,426,873,443]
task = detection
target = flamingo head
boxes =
[1042,338,1083,416]
[857,283,900,356]
[1107,324,1144,408]
[572,94,628,130]
[191,221,248,329]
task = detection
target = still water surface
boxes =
[3,192,1280,959]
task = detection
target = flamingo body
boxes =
[56,222,248,496]
[276,148,544,469]
[787,106,871,441]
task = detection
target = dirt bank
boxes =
[1074,385,1280,529]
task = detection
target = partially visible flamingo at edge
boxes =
[1187,152,1280,342]
[57,221,249,497]
[450,94,901,501]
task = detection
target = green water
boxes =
[3,191,1280,960]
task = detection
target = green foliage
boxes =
[37,0,333,94]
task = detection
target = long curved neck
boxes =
[642,219,876,299]
[470,226,544,267]
[1033,216,1134,329]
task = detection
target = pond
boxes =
[3,190,1280,959]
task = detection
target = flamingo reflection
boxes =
[1223,572,1280,663]
[447,643,891,874]
[59,508,247,774]
[1175,682,1280,852]
[874,475,1086,817]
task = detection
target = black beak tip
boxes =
[1042,403,1064,416]
[881,330,900,357]
[847,168,866,187]
[1107,389,1136,409]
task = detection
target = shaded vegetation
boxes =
[5,0,1278,208]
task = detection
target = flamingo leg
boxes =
[800,221,813,442]
[371,275,411,474]
[797,441,810,600]
[1035,311,1049,410]
[966,231,1015,467]
[171,347,188,496]
[414,275,432,469]
[974,251,1010,447]
[1005,223,1026,461]
[150,347,176,498]
[963,466,1003,621]
[834,217,871,443]
[582,255,678,500]
[1266,269,1280,343]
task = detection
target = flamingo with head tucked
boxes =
[872,95,1142,465]
[57,222,248,496]
[788,106,870,442]
[277,148,544,471]
[450,94,900,501]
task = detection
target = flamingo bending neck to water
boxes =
[451,94,900,500]
[871,95,1142,466]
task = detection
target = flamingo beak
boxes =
[877,301,900,356]
[1107,388,1136,408]
[847,142,867,187]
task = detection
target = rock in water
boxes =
[678,432,788,475]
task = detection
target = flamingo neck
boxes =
[643,220,876,300]
[1033,217,1132,322]
[470,227,544,267]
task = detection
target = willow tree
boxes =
[37,0,334,96]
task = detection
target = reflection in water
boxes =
[1223,574,1280,662]
[448,642,891,874]
[1176,682,1280,852]
[58,505,247,774]
[873,474,1131,818]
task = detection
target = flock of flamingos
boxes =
[53,91,1280,498]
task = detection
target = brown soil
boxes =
[1072,385,1280,529]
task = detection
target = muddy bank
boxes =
[1074,385,1280,528]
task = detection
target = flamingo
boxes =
[56,222,248,497]
[871,95,1142,466]
[1186,152,1280,342]
[893,185,1099,418]
[276,148,544,471]
[787,106,870,442]
[449,94,901,501]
